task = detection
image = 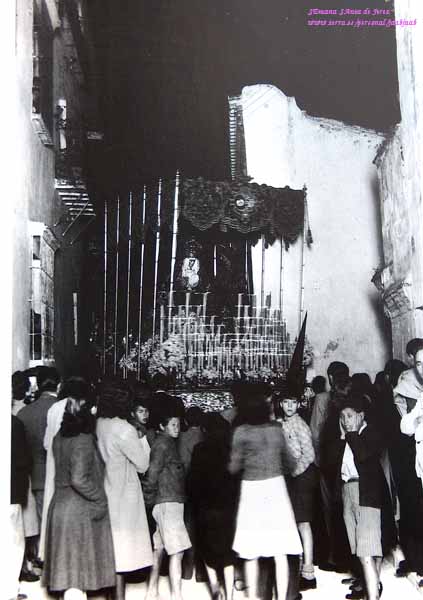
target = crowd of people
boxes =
[8,337,423,600]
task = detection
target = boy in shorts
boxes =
[144,411,191,600]
[324,393,386,600]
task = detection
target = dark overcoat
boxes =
[43,432,116,592]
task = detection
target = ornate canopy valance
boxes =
[180,176,307,248]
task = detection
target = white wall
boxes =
[373,1,423,361]
[243,85,389,379]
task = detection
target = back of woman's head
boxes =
[97,379,133,420]
[237,384,272,425]
[185,406,204,428]
[203,412,230,436]
[60,378,95,437]
[58,376,92,402]
[351,373,373,397]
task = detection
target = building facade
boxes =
[13,0,99,374]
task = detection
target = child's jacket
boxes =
[143,432,186,506]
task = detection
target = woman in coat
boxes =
[42,377,116,599]
[96,380,153,600]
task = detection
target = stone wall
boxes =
[242,84,389,379]
[374,0,423,361]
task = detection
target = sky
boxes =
[88,0,400,186]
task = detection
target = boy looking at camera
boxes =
[322,394,386,600]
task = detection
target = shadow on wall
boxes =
[370,158,393,362]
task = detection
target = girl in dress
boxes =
[228,387,302,600]
[42,377,116,600]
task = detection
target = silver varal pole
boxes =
[124,192,133,379]
[137,186,146,378]
[113,195,120,375]
[152,179,162,341]
[169,171,180,332]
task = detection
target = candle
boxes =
[237,293,243,321]
[202,292,209,317]
[210,315,215,336]
[160,305,165,344]
[243,305,249,332]
[185,292,191,320]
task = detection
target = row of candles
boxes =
[158,292,293,374]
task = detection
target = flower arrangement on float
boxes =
[114,331,312,388]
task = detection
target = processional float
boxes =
[96,172,312,388]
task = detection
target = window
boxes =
[32,0,54,145]
[29,223,58,365]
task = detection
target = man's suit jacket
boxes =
[17,391,57,490]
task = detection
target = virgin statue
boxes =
[182,249,200,290]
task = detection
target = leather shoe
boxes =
[346,582,382,599]
[19,568,40,582]
[299,577,317,590]
[395,561,409,577]
[31,557,44,569]
[346,590,364,600]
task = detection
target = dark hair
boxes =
[373,371,386,389]
[97,380,133,420]
[406,338,423,357]
[151,373,169,391]
[274,394,298,419]
[185,406,203,428]
[351,373,373,398]
[230,382,247,406]
[238,395,270,425]
[327,361,349,379]
[342,393,369,415]
[202,412,230,435]
[36,366,60,392]
[159,412,180,428]
[12,371,30,400]
[384,359,407,388]
[333,371,351,391]
[60,398,96,437]
[149,393,181,429]
[311,375,326,394]
[132,382,152,410]
[58,376,92,403]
